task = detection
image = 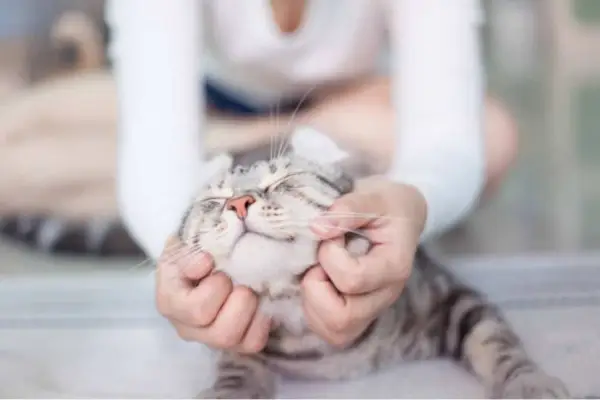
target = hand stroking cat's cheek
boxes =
[309,191,382,240]
[181,251,213,281]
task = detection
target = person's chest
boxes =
[202,0,390,103]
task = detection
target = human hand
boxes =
[301,177,427,347]
[155,236,271,353]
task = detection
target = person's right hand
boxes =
[155,236,272,353]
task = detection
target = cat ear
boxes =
[204,152,234,178]
[290,125,350,165]
[290,125,373,179]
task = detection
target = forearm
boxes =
[387,0,485,240]
[110,0,204,259]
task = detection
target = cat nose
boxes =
[225,195,256,219]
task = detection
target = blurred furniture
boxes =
[540,0,600,251]
[543,0,600,78]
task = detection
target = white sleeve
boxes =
[108,0,206,259]
[387,0,486,240]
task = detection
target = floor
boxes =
[2,257,600,398]
[2,1,600,398]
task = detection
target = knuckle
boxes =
[393,255,412,283]
[327,332,352,349]
[233,287,258,309]
[397,263,412,283]
[328,309,352,332]
[338,270,364,294]
[175,326,195,342]
[215,331,242,349]
[212,272,233,291]
[239,337,266,354]
[155,292,172,317]
[189,306,211,327]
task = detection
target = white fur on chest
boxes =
[214,234,316,334]
[260,294,307,335]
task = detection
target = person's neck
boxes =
[269,0,307,34]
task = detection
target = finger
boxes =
[181,251,213,281]
[302,301,338,344]
[344,285,401,323]
[319,240,408,295]
[156,237,195,316]
[237,312,272,354]
[303,269,401,335]
[301,268,347,325]
[302,265,329,283]
[157,236,213,285]
[207,287,258,348]
[172,321,206,343]
[303,297,366,349]
[175,271,232,327]
[311,190,386,239]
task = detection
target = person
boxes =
[108,0,518,353]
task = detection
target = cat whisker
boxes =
[317,212,413,222]
[277,86,316,158]
[124,238,197,272]
[285,219,371,241]
[271,98,283,161]
[157,244,207,267]
[309,221,371,241]
[269,101,281,162]
[127,257,156,272]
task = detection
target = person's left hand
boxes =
[301,177,428,347]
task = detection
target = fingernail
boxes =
[310,217,338,237]
[196,251,209,264]
[181,252,209,274]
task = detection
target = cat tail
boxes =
[0,214,144,257]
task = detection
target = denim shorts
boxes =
[204,80,310,116]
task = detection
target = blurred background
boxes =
[1,0,600,274]
[2,1,600,398]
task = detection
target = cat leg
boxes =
[440,287,569,399]
[197,351,276,399]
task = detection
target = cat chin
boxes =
[221,233,318,291]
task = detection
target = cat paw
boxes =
[196,385,271,399]
[493,370,570,399]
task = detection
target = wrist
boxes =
[392,182,428,238]
[356,176,428,238]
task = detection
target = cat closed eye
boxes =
[200,199,224,212]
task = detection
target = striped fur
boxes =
[179,131,569,399]
[0,215,143,257]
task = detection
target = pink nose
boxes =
[225,195,256,219]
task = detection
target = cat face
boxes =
[177,128,356,288]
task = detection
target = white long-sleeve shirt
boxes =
[108,0,485,260]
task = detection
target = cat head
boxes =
[176,127,364,284]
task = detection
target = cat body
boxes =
[0,215,142,257]
[177,129,569,399]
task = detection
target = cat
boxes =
[175,127,570,399]
[0,215,142,257]
[0,5,142,257]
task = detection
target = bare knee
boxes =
[483,97,519,198]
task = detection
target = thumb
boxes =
[160,235,213,281]
[311,190,384,239]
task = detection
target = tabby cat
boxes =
[0,6,142,257]
[0,216,142,257]
[176,128,569,399]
